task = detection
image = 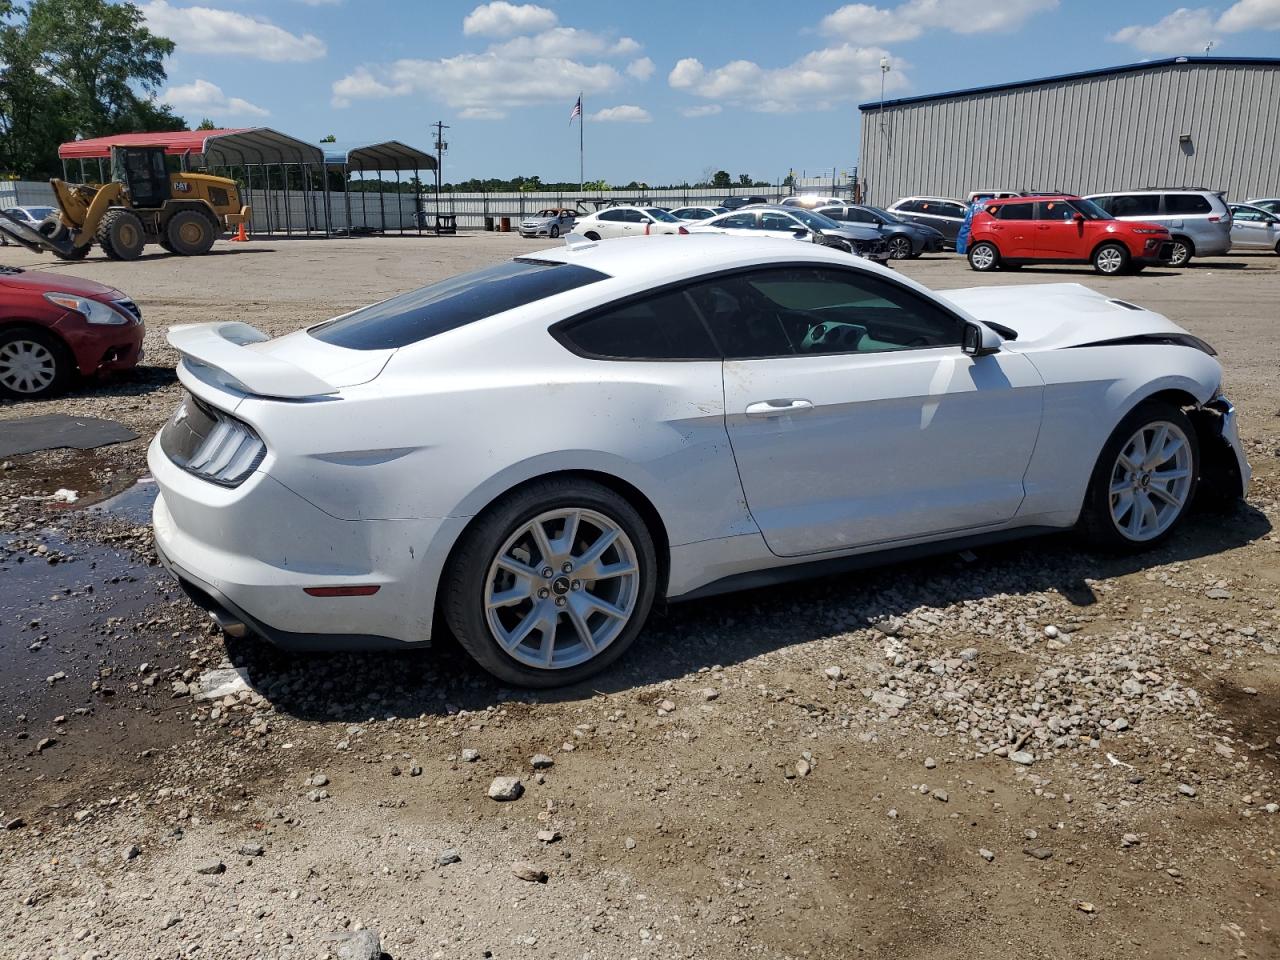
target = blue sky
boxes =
[145,0,1280,185]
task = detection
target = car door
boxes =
[759,211,806,240]
[986,201,1036,258]
[591,210,626,238]
[1229,206,1270,248]
[891,200,927,229]
[932,202,967,242]
[706,212,759,236]
[693,266,1044,556]
[1032,199,1092,259]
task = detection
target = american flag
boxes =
[569,95,582,124]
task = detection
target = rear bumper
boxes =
[148,433,467,651]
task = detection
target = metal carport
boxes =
[322,141,438,236]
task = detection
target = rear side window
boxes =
[556,289,718,360]
[937,202,967,219]
[996,202,1034,220]
[598,210,627,222]
[895,200,922,213]
[309,259,608,350]
[1165,193,1212,214]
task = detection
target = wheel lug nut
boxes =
[537,588,550,599]
[541,567,554,578]
[561,561,573,573]
[571,579,581,591]
[554,596,567,607]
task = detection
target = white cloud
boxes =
[1109,7,1218,52]
[462,1,556,37]
[679,104,721,117]
[590,104,652,122]
[333,54,620,113]
[821,0,1057,43]
[669,45,909,112]
[1218,0,1280,31]
[459,106,508,119]
[140,1,326,62]
[162,78,269,118]
[626,56,655,80]
[491,27,641,59]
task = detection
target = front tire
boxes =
[442,478,658,687]
[38,217,90,260]
[967,241,999,271]
[1079,400,1198,552]
[96,209,146,261]
[1092,242,1129,275]
[0,328,73,399]
[550,225,560,238]
[887,235,912,260]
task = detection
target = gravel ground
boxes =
[1,236,1278,960]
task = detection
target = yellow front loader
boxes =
[0,144,250,261]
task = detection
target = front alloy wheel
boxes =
[887,235,912,259]
[444,478,657,686]
[1092,242,1129,275]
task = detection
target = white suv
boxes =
[1084,189,1233,266]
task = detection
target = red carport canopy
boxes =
[57,127,323,165]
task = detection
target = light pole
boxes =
[433,120,449,225]
[878,56,890,206]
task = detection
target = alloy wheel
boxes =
[484,508,640,670]
[969,243,996,270]
[1096,246,1125,274]
[1169,241,1191,266]
[0,338,57,395]
[1108,421,1193,541]
[888,236,912,259]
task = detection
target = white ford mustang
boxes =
[150,236,1249,686]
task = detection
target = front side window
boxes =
[1165,193,1213,215]
[1231,206,1261,222]
[310,259,609,350]
[686,267,965,360]
[716,213,757,229]
[556,289,718,360]
[761,212,800,231]
[644,208,680,223]
[938,202,967,219]
[1034,200,1076,221]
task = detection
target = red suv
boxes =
[966,195,1174,275]
[0,266,144,399]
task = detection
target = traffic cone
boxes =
[230,221,248,242]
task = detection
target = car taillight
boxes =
[184,411,266,486]
[678,226,689,235]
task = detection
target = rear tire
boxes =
[442,477,658,687]
[0,327,73,399]
[1168,237,1193,267]
[96,209,146,261]
[1078,400,1198,552]
[1092,242,1129,275]
[967,241,999,271]
[165,210,217,256]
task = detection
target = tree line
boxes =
[0,0,183,179]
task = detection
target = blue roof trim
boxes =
[857,56,1280,111]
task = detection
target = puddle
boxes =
[0,530,170,731]
[88,475,158,524]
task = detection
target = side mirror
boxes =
[962,322,1002,357]
[793,228,810,239]
[1073,212,1086,223]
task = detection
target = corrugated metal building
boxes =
[858,56,1280,206]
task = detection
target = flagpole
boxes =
[578,92,584,193]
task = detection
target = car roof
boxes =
[987,194,1079,204]
[894,196,965,204]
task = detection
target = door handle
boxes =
[745,399,814,417]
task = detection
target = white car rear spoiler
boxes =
[167,322,339,399]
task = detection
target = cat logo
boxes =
[174,181,191,193]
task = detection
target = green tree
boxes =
[737,173,751,186]
[320,133,336,143]
[197,118,217,131]
[0,1,75,176]
[712,169,731,188]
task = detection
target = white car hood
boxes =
[939,283,1190,350]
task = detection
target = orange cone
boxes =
[230,221,248,242]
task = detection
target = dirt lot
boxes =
[1,235,1278,960]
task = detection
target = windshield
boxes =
[788,208,840,230]
[309,258,609,350]
[864,206,900,223]
[644,208,680,223]
[1069,198,1112,220]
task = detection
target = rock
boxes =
[5,817,26,830]
[170,680,190,697]
[823,666,843,681]
[409,764,423,777]
[959,648,979,662]
[124,844,141,861]
[536,829,560,843]
[1076,901,1097,914]
[1108,718,1130,732]
[624,837,637,850]
[194,667,251,701]
[657,698,676,713]
[194,858,225,875]
[436,848,461,866]
[1177,783,1197,798]
[979,848,995,862]
[931,788,949,803]
[924,757,937,769]
[887,808,897,819]
[1010,751,1035,766]
[701,687,719,701]
[35,737,55,752]
[390,765,401,777]
[488,776,524,801]
[334,928,381,960]
[872,690,909,711]
[1121,833,1140,847]
[1205,588,1233,600]
[1044,625,1060,639]
[530,753,555,769]
[160,914,181,930]
[795,759,812,778]
[307,774,328,787]
[460,748,480,763]
[46,671,66,684]
[1023,847,1053,861]
[512,860,548,883]
[238,842,265,857]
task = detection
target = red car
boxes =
[966,195,1174,275]
[0,266,143,399]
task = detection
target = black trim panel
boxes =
[1067,333,1216,355]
